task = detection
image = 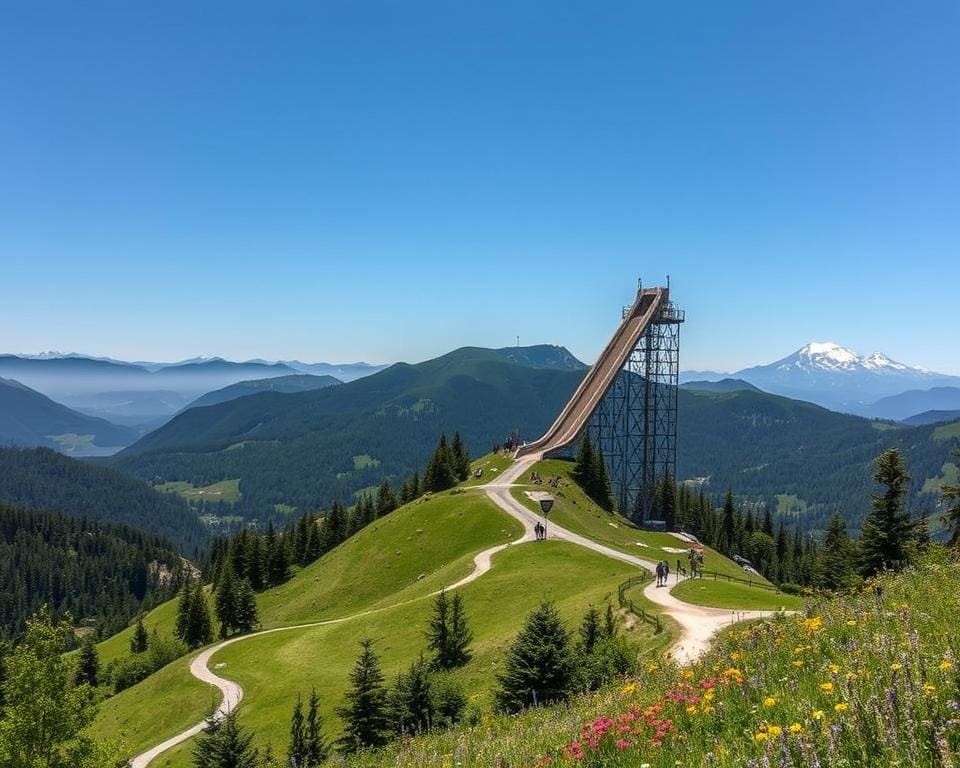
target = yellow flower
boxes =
[812,710,825,720]
[682,669,695,680]
[731,651,742,662]
[763,697,777,708]
[923,683,936,697]
[939,660,953,672]
[704,689,716,702]
[686,705,697,714]
[701,704,716,715]
[845,672,857,681]
[788,723,803,734]
[846,619,858,626]
[890,663,903,672]
[646,663,659,673]
[793,660,805,668]
[621,683,636,695]
[767,725,783,737]
[803,617,824,633]
[834,702,849,713]
[819,682,834,693]
[755,732,768,743]
[828,664,840,674]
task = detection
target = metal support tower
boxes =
[585,294,684,522]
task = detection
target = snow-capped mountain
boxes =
[733,342,960,413]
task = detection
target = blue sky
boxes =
[2,2,958,373]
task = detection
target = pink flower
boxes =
[616,739,631,750]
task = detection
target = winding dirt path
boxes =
[130,456,770,765]
[485,456,775,663]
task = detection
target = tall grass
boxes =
[335,547,960,767]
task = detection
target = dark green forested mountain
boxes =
[110,346,958,535]
[184,373,341,411]
[0,376,136,453]
[676,389,957,533]
[0,447,208,554]
[681,378,761,393]
[0,503,184,637]
[113,346,585,514]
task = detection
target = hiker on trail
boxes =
[655,561,664,587]
[663,561,670,582]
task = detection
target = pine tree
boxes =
[591,447,614,512]
[175,578,194,643]
[131,613,149,654]
[446,593,473,668]
[450,432,471,481]
[495,601,576,713]
[336,639,390,753]
[654,475,677,531]
[376,481,398,518]
[188,580,214,648]
[75,633,100,687]
[721,491,736,552]
[572,434,597,496]
[942,449,960,545]
[426,589,449,669]
[389,653,434,735]
[578,606,601,654]
[246,536,265,592]
[193,710,260,768]
[321,501,348,553]
[233,578,259,634]
[265,522,289,587]
[304,688,328,765]
[292,516,308,566]
[860,448,916,576]
[304,514,322,563]
[288,694,306,768]
[603,603,617,639]
[216,563,238,639]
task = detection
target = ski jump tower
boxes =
[516,282,684,522]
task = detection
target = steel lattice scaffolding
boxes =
[585,297,684,522]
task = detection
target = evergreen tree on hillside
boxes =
[192,710,260,768]
[375,481,398,518]
[287,694,305,768]
[653,476,677,531]
[423,435,458,493]
[389,653,434,735]
[603,603,617,639]
[304,513,322,563]
[860,448,916,576]
[175,578,194,645]
[321,501,348,553]
[304,688,328,765]
[451,432,471,481]
[336,639,390,753]
[265,522,290,587]
[591,447,614,512]
[495,601,576,713]
[573,434,614,512]
[426,589,449,668]
[246,536,265,592]
[215,564,238,639]
[188,581,214,648]
[941,449,960,545]
[75,634,100,688]
[447,593,473,668]
[233,578,259,634]
[578,606,601,655]
[720,491,736,553]
[131,614,149,654]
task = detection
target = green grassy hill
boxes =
[88,483,668,765]
[182,373,341,412]
[335,547,960,768]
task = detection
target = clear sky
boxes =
[2,2,958,373]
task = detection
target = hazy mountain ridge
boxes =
[183,374,342,411]
[0,377,137,454]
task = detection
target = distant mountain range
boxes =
[681,342,960,418]
[109,344,958,535]
[184,374,342,411]
[0,353,386,426]
[0,377,136,454]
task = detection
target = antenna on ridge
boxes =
[667,274,671,290]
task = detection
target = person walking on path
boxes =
[655,561,664,587]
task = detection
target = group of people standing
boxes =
[534,521,547,540]
[655,560,671,586]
